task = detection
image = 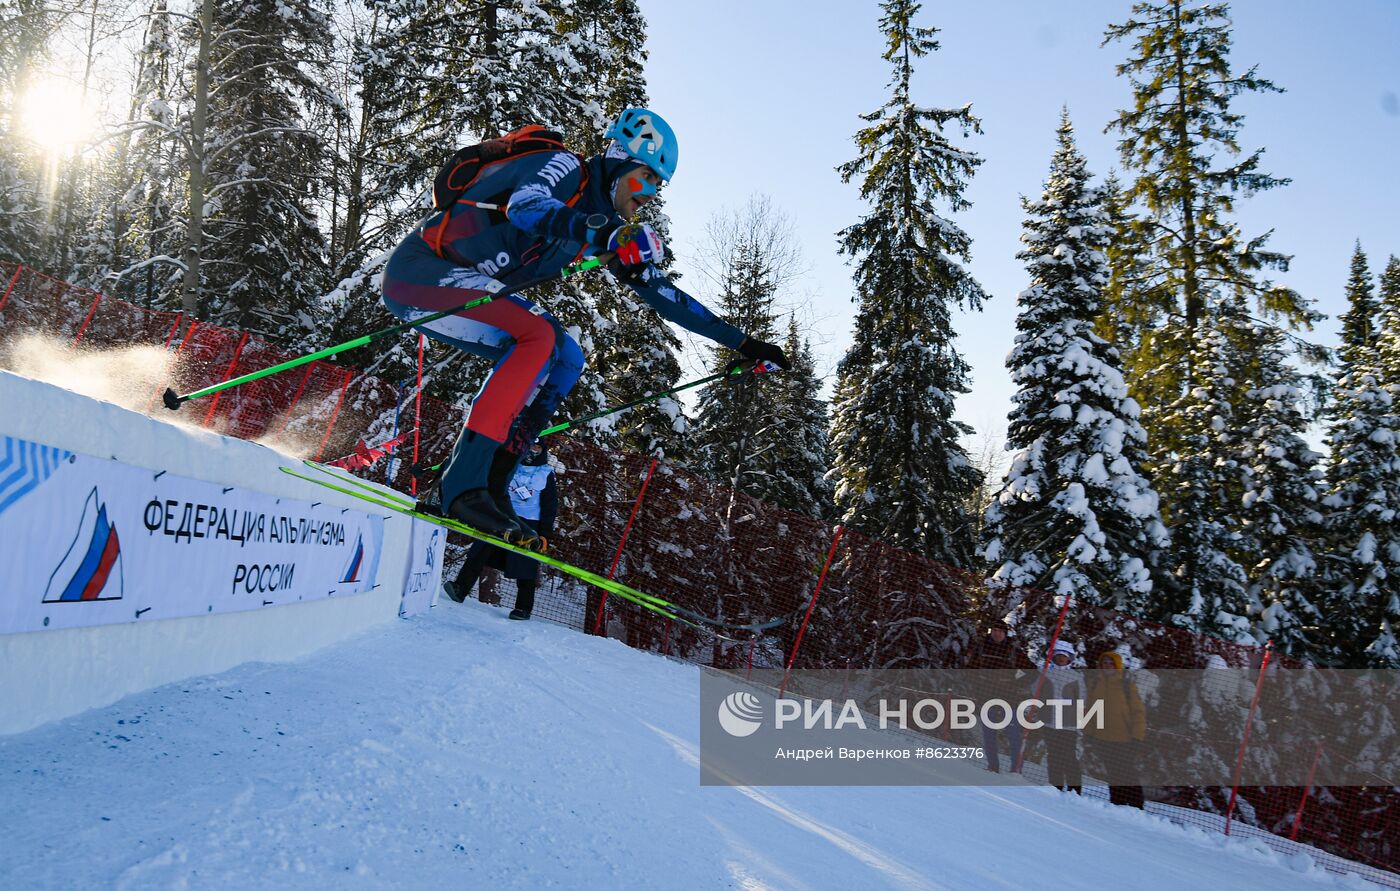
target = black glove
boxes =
[606,255,645,286]
[733,336,790,371]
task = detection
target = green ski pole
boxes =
[541,359,778,437]
[162,255,605,410]
[537,368,740,436]
[416,363,761,474]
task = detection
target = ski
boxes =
[279,463,790,636]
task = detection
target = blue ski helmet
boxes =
[604,108,677,182]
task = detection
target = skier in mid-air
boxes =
[381,108,788,545]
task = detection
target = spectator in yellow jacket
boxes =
[1086,651,1147,808]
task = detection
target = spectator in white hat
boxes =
[1038,638,1084,793]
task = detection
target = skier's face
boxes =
[613,167,663,217]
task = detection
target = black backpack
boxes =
[426,124,589,257]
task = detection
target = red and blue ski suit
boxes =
[381,150,745,460]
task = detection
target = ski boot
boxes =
[413,492,443,518]
[445,489,519,539]
[439,430,521,541]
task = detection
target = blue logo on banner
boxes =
[0,436,72,518]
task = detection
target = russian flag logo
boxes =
[340,531,365,584]
[44,488,124,603]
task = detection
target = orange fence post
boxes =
[1290,742,1324,841]
[779,525,844,698]
[314,369,353,462]
[276,362,318,435]
[162,313,184,348]
[72,293,102,345]
[1013,593,1074,773]
[147,317,197,413]
[1225,640,1273,836]
[202,330,250,427]
[173,318,199,355]
[593,454,660,636]
[0,264,23,312]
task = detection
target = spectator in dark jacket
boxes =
[968,620,1034,772]
[443,439,558,620]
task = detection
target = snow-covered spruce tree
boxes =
[553,0,647,154]
[0,121,41,265]
[1232,304,1326,658]
[1370,253,1400,661]
[1319,245,1400,667]
[1336,243,1381,356]
[981,112,1168,616]
[688,233,801,664]
[692,234,785,503]
[103,0,186,310]
[828,0,986,565]
[1150,303,1253,640]
[1373,255,1400,388]
[688,196,803,489]
[1102,0,1313,501]
[1093,172,1165,379]
[197,0,335,343]
[764,317,835,519]
[305,0,428,414]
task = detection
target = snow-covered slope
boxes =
[0,600,1371,890]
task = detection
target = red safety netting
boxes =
[0,264,111,340]
[1,259,1396,887]
[78,295,184,351]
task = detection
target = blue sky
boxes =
[638,0,1400,452]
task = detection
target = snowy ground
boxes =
[0,601,1378,890]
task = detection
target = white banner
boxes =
[0,434,384,634]
[399,519,445,617]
